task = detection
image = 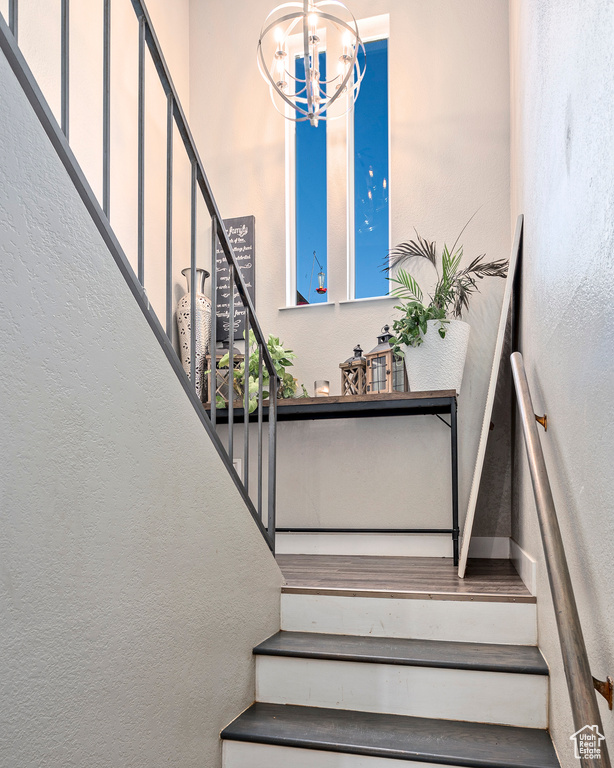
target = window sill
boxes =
[279,302,335,311]
[339,296,397,305]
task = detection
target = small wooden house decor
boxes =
[339,345,367,396]
[205,352,244,406]
[365,325,408,394]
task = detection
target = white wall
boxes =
[0,0,194,343]
[189,0,512,536]
[0,41,282,768]
[510,1,614,765]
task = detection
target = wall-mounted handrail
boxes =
[511,352,610,768]
[0,0,277,552]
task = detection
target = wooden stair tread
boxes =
[277,555,534,602]
[221,703,559,768]
[254,631,548,675]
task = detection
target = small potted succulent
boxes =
[387,225,508,394]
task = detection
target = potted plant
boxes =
[387,226,508,394]
[216,331,308,412]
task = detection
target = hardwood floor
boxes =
[276,555,533,602]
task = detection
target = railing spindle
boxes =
[8,0,17,42]
[189,162,196,392]
[0,0,276,552]
[210,215,218,426]
[165,93,173,339]
[61,0,69,139]
[243,312,250,491]
[137,13,145,285]
[228,265,234,458]
[102,0,110,217]
[257,347,264,519]
[268,370,277,548]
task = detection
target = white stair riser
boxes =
[256,656,548,729]
[281,594,538,645]
[223,741,461,768]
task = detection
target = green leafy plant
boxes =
[216,331,307,412]
[386,218,508,351]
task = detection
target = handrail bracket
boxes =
[593,676,614,710]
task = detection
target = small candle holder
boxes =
[314,380,330,397]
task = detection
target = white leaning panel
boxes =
[281,594,538,645]
[458,215,523,577]
[256,656,548,729]
[223,741,461,768]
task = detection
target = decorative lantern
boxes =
[339,344,367,396]
[205,352,245,406]
[365,325,408,395]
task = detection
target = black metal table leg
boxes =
[451,397,459,565]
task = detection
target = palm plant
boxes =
[386,222,508,349]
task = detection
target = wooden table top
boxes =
[208,390,457,422]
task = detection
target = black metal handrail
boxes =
[512,352,611,768]
[0,0,278,551]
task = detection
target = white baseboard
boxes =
[510,539,537,595]
[467,537,511,559]
[276,533,511,559]
[276,533,454,557]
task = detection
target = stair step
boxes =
[281,593,537,644]
[254,636,548,727]
[221,703,559,768]
[254,631,548,675]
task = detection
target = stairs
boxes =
[221,556,559,767]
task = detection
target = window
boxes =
[351,38,389,299]
[287,16,389,306]
[295,52,327,305]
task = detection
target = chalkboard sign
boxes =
[215,215,255,343]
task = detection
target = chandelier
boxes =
[257,0,366,127]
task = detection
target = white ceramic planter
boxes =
[401,319,470,394]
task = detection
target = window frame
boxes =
[284,27,330,307]
[284,15,390,307]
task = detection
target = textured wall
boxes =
[0,42,282,768]
[188,0,512,536]
[510,1,614,765]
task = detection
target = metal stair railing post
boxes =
[0,1,278,551]
[511,351,610,768]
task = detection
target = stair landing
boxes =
[277,554,534,602]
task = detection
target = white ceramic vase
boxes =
[176,268,212,401]
[402,319,470,394]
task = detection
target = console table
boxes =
[210,391,459,565]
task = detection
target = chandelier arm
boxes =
[302,0,315,117]
[258,44,313,117]
[310,39,364,117]
[261,2,303,26]
[260,10,307,41]
[267,83,315,121]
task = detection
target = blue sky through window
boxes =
[295,52,327,304]
[354,38,389,299]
